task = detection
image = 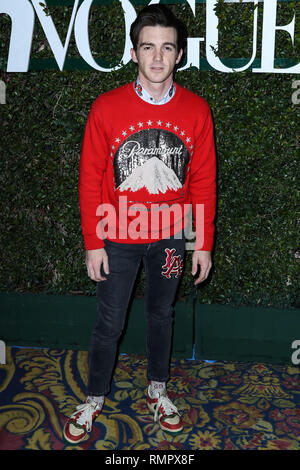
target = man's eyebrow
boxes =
[139,41,176,48]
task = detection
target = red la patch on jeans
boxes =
[161,248,183,279]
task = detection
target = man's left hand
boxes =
[192,250,212,285]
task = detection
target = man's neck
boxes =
[138,75,173,103]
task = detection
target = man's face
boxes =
[131,26,183,86]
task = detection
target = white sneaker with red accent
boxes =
[63,399,102,445]
[147,387,183,434]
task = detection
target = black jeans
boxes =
[87,234,185,396]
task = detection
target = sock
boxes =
[149,381,166,398]
[86,395,105,409]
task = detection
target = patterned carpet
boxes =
[0,346,299,450]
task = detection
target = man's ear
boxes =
[175,48,183,65]
[130,47,138,64]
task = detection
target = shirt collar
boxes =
[133,77,175,105]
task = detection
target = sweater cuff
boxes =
[194,235,214,251]
[83,234,105,250]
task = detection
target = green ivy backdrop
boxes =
[0,0,299,310]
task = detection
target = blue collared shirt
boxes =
[133,77,176,105]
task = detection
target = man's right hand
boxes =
[85,248,110,282]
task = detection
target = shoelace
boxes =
[154,394,180,423]
[72,402,99,432]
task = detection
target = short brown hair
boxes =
[130,5,188,53]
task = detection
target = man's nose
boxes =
[153,48,163,61]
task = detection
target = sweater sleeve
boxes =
[189,103,216,251]
[78,101,109,250]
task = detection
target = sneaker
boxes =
[63,399,102,445]
[147,387,183,434]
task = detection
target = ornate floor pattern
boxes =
[0,346,299,450]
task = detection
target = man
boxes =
[63,5,216,444]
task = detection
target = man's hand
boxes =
[192,250,212,285]
[85,248,110,282]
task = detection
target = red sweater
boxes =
[79,82,216,251]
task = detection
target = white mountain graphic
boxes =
[117,157,182,194]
